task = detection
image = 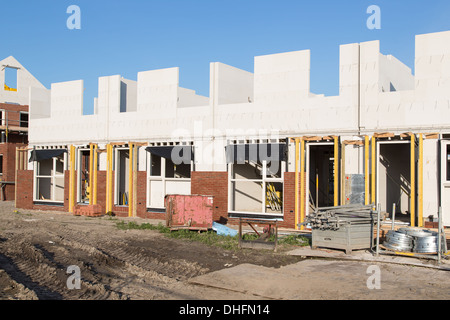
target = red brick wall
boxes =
[0,103,29,130]
[15,166,308,230]
[0,103,29,201]
[0,143,27,200]
[191,171,228,223]
[15,170,33,209]
[15,170,67,212]
[282,172,307,229]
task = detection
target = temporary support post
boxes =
[295,138,299,230]
[410,134,416,227]
[365,136,369,205]
[105,145,109,214]
[89,144,94,205]
[128,143,134,218]
[371,136,376,206]
[340,142,346,205]
[133,145,138,217]
[93,144,98,205]
[334,136,339,207]
[106,144,113,214]
[418,133,423,227]
[69,145,76,213]
[300,138,305,230]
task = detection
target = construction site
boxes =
[0,29,450,301]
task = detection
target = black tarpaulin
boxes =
[29,149,67,163]
[145,146,193,164]
[225,143,287,164]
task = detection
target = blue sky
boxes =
[2,0,450,114]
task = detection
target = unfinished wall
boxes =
[24,30,450,226]
[210,62,253,105]
[0,56,47,106]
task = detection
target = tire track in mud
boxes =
[0,234,126,300]
[7,225,211,299]
[1,211,228,300]
[49,225,209,280]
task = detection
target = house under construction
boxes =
[12,30,450,229]
[0,56,44,201]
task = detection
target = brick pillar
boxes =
[15,170,34,209]
[191,171,228,223]
[282,172,307,229]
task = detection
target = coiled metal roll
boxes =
[398,227,438,253]
[413,235,438,253]
[383,230,413,251]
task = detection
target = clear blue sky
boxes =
[2,0,450,114]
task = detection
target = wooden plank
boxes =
[373,132,395,138]
[425,133,439,140]
[343,140,364,146]
[303,136,323,141]
[400,132,413,138]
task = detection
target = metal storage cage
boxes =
[300,204,377,255]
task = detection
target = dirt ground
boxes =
[0,201,449,301]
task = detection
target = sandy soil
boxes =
[0,201,449,301]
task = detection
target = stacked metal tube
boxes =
[301,204,375,230]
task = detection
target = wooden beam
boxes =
[342,140,365,146]
[69,145,76,213]
[89,144,93,205]
[128,143,133,217]
[93,144,98,205]
[371,136,376,206]
[300,138,305,230]
[418,133,423,227]
[424,133,439,140]
[400,132,413,138]
[303,136,323,141]
[374,132,395,138]
[365,136,369,205]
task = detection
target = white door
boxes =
[440,140,450,226]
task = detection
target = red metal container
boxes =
[165,194,214,230]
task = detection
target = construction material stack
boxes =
[300,204,377,254]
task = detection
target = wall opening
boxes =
[308,144,336,209]
[4,67,17,92]
[229,159,285,217]
[116,149,130,206]
[378,142,411,221]
[34,154,65,203]
[77,150,90,204]
[20,112,29,128]
[146,146,193,209]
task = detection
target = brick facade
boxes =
[0,103,29,201]
[282,172,307,229]
[190,171,228,224]
[15,167,306,230]
[15,170,67,212]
